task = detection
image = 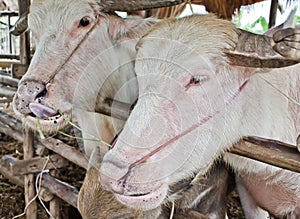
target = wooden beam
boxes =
[41,174,78,208]
[0,156,24,186]
[23,128,38,219]
[1,109,299,174]
[0,75,19,87]
[94,98,133,121]
[0,59,19,68]
[18,0,35,216]
[50,169,61,219]
[231,136,300,173]
[40,138,88,170]
[0,156,78,207]
[0,112,88,170]
[0,122,23,142]
[0,110,23,132]
[0,86,17,99]
[269,0,278,28]
[11,154,69,176]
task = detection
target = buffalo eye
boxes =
[185,75,209,90]
[79,17,91,27]
[190,76,202,85]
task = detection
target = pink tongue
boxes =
[29,103,58,119]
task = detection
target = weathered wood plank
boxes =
[50,169,61,219]
[0,59,19,68]
[0,156,78,207]
[0,110,23,131]
[0,156,24,186]
[0,86,16,99]
[0,112,88,170]
[40,138,88,170]
[0,122,23,142]
[11,154,69,176]
[41,173,78,208]
[268,0,278,29]
[95,98,133,121]
[99,0,186,12]
[23,128,38,219]
[0,75,19,87]
[1,110,299,174]
[231,136,300,173]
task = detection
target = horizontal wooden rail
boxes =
[0,111,299,173]
[232,136,300,173]
[11,154,69,175]
[0,155,78,208]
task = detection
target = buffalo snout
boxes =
[100,159,128,194]
[14,80,47,114]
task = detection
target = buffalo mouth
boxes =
[115,184,168,210]
[26,102,65,126]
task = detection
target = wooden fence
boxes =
[0,0,299,218]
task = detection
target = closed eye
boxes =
[185,75,209,90]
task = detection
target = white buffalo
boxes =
[100,14,300,218]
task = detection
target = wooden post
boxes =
[17,0,36,218]
[50,170,61,219]
[268,0,278,29]
[18,0,30,67]
[23,128,38,219]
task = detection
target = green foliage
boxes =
[233,11,269,34]
[296,15,300,26]
[250,16,268,33]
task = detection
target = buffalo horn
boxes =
[96,0,187,12]
[10,11,28,36]
[226,28,300,68]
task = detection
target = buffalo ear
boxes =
[109,15,156,41]
[123,18,157,39]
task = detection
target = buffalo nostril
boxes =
[36,88,47,99]
[14,81,47,114]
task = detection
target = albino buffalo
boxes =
[11,0,229,218]
[12,0,299,218]
[12,0,160,156]
[100,14,300,218]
